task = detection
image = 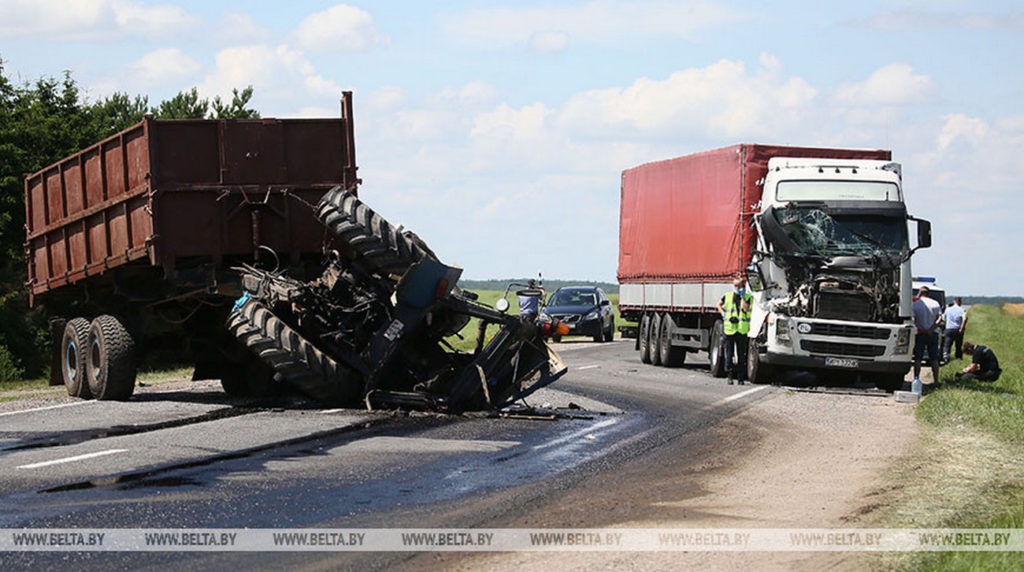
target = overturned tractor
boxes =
[226,187,567,412]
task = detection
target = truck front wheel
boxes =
[709,319,726,378]
[747,338,772,384]
[61,318,93,399]
[86,315,137,401]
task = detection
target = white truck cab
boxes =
[745,157,932,388]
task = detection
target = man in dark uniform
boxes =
[956,341,1002,382]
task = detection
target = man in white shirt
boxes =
[941,297,968,363]
[912,286,943,386]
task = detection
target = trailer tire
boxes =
[709,319,726,378]
[639,314,652,364]
[650,313,664,366]
[659,315,686,367]
[315,186,437,284]
[228,298,361,405]
[86,315,137,401]
[61,318,93,399]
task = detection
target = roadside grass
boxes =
[873,304,1024,570]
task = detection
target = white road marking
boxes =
[17,449,128,470]
[0,400,94,418]
[577,364,600,370]
[533,417,619,450]
[705,385,770,410]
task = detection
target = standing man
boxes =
[956,341,1002,382]
[518,279,540,321]
[912,285,943,388]
[717,277,753,385]
[942,297,968,363]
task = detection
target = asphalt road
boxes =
[0,338,775,570]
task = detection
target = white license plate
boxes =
[825,357,858,368]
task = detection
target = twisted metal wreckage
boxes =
[226,186,568,413]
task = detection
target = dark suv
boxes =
[542,286,615,342]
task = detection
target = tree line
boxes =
[0,58,259,381]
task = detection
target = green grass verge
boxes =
[875,304,1024,570]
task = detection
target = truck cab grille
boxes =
[809,323,889,339]
[800,340,886,358]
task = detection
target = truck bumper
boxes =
[762,352,910,375]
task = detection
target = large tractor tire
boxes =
[315,187,437,285]
[61,318,92,399]
[227,298,361,406]
[86,315,137,400]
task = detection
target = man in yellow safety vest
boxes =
[716,276,753,384]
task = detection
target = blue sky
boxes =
[2,1,1022,295]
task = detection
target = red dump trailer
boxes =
[25,94,359,399]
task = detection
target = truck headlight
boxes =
[776,317,792,346]
[895,326,912,354]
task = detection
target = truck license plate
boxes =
[825,357,858,368]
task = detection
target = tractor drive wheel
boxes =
[61,318,92,399]
[227,298,361,406]
[86,315,137,400]
[220,354,278,398]
[315,186,437,286]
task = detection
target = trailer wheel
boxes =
[747,338,772,384]
[639,314,652,364]
[227,298,361,405]
[709,319,726,378]
[61,318,93,399]
[659,315,686,367]
[86,315,137,401]
[650,313,664,366]
[315,186,437,285]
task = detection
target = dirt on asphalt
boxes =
[410,389,918,571]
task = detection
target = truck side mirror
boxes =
[744,262,765,292]
[916,219,932,249]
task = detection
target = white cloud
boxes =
[442,0,738,50]
[833,63,934,106]
[854,9,1024,32]
[556,57,817,140]
[293,4,389,53]
[130,49,202,86]
[471,103,550,140]
[0,0,200,41]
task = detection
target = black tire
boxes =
[709,319,726,378]
[552,334,562,343]
[315,187,436,284]
[227,298,361,405]
[61,318,92,399]
[86,315,137,401]
[605,321,615,342]
[650,313,663,366]
[747,337,772,384]
[659,315,686,367]
[593,328,603,343]
[639,314,652,364]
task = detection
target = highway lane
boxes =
[0,338,775,570]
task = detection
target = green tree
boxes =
[212,86,260,119]
[153,87,209,119]
[90,92,150,134]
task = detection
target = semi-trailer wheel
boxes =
[315,186,437,287]
[659,315,686,367]
[639,313,652,364]
[709,319,726,378]
[227,298,361,405]
[86,315,137,400]
[61,318,92,398]
[650,313,663,366]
